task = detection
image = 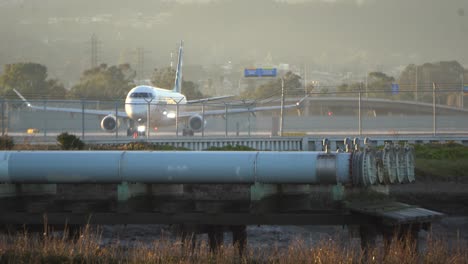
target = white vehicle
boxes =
[14,41,306,137]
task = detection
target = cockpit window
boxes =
[130,92,153,98]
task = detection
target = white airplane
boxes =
[14,41,307,137]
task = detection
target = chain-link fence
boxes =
[1,88,467,143]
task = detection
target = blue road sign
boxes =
[244,68,258,77]
[391,83,399,95]
[244,68,277,77]
[260,68,277,77]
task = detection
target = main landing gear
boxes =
[182,127,194,136]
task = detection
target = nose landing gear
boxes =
[126,120,146,137]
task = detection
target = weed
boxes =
[0,135,14,150]
[0,227,466,263]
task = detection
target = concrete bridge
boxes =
[285,97,468,116]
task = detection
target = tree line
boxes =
[0,62,205,101]
[240,61,466,108]
[1,61,466,107]
[336,61,466,106]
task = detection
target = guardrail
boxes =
[83,135,468,151]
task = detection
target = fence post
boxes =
[81,100,85,139]
[201,102,205,137]
[279,77,285,137]
[115,101,119,139]
[1,100,4,136]
[358,88,362,136]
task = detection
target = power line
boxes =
[132,47,151,84]
[90,34,100,69]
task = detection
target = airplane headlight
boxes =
[167,112,176,119]
[137,125,146,132]
[162,110,168,115]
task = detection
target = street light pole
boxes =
[462,73,464,109]
[225,103,229,137]
[432,82,436,136]
[415,66,418,102]
[146,101,150,140]
[358,84,362,136]
[279,77,285,137]
[246,101,252,137]
[365,72,368,98]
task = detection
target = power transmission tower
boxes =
[134,47,150,84]
[137,47,144,82]
[90,34,100,68]
[170,52,174,69]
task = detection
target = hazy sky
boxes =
[1,0,467,80]
[165,0,468,67]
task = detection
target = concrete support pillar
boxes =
[208,225,224,253]
[231,225,247,256]
[359,225,378,254]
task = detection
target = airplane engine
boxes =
[188,114,206,132]
[100,115,119,132]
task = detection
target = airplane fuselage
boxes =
[125,85,187,125]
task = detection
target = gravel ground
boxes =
[96,182,468,251]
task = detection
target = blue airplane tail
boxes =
[173,40,183,93]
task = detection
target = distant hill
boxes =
[0,0,467,86]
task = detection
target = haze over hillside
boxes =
[0,0,467,85]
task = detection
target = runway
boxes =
[3,109,468,144]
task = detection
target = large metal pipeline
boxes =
[0,148,414,186]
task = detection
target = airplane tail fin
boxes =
[173,40,184,93]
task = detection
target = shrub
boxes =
[56,132,84,150]
[205,144,256,151]
[122,142,189,151]
[0,135,14,150]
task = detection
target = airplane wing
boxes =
[13,89,128,118]
[186,95,234,104]
[14,87,308,121]
[178,95,309,118]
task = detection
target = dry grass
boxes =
[0,226,466,264]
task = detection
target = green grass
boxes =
[416,159,468,182]
[414,142,468,160]
[414,143,468,182]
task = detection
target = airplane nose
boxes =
[125,100,147,121]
